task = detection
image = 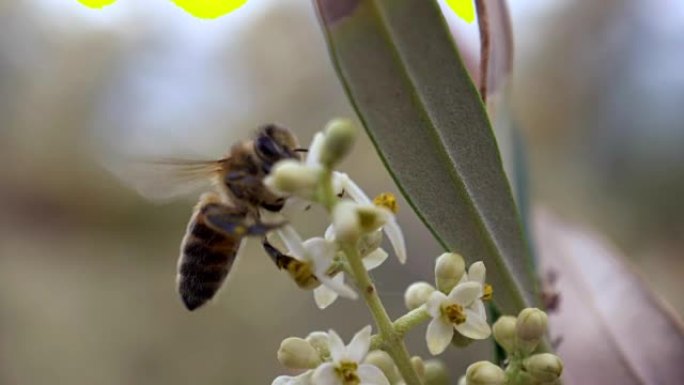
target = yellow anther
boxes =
[335,361,360,385]
[373,192,398,214]
[233,225,246,235]
[441,303,466,325]
[482,283,493,301]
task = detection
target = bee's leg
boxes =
[203,203,286,236]
[261,237,296,270]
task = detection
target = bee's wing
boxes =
[109,157,227,203]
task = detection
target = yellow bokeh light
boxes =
[446,0,475,23]
[171,0,248,19]
[78,0,116,9]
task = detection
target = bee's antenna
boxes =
[294,148,309,153]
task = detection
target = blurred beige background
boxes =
[1,0,682,384]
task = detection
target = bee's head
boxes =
[254,124,301,165]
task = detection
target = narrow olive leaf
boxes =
[534,209,684,385]
[315,0,538,313]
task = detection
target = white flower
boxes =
[275,225,357,300]
[458,261,492,316]
[333,173,406,264]
[266,128,406,265]
[312,326,390,385]
[312,227,389,309]
[425,281,491,355]
[273,370,314,385]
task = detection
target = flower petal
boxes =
[304,237,336,262]
[337,172,372,204]
[362,249,388,271]
[314,276,341,309]
[276,225,308,261]
[358,364,391,385]
[447,281,482,306]
[312,363,341,385]
[273,371,314,385]
[468,261,486,285]
[426,291,448,317]
[326,330,346,363]
[347,325,372,362]
[318,274,357,300]
[306,132,325,167]
[455,309,491,340]
[426,317,454,355]
[272,375,295,385]
[382,216,407,264]
[324,224,336,241]
[472,299,487,319]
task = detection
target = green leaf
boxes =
[315,0,538,313]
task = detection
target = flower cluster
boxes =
[457,308,563,385]
[404,253,493,355]
[274,326,391,385]
[263,119,406,309]
[262,119,563,385]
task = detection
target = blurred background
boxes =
[1,0,682,384]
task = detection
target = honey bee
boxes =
[124,124,304,310]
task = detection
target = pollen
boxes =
[373,192,398,214]
[441,303,466,325]
[335,361,360,385]
[482,283,493,301]
[286,260,319,289]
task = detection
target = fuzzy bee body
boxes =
[166,124,301,311]
[177,193,245,311]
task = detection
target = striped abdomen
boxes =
[177,206,243,311]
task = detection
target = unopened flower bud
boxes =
[516,308,548,354]
[319,118,358,168]
[404,282,435,310]
[265,160,320,198]
[424,360,450,385]
[364,350,400,383]
[492,316,517,353]
[333,202,388,242]
[277,337,321,369]
[465,361,506,385]
[358,230,383,257]
[435,252,465,293]
[523,353,563,382]
[411,356,425,378]
[305,331,329,357]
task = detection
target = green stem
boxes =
[342,244,424,385]
[318,169,336,211]
[369,307,431,350]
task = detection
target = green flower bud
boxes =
[277,337,321,369]
[364,350,400,384]
[411,356,426,379]
[264,160,320,198]
[516,308,548,354]
[358,230,383,257]
[333,202,388,243]
[435,252,465,293]
[492,316,517,353]
[424,360,449,385]
[305,331,329,357]
[319,118,358,168]
[523,353,563,382]
[404,281,436,310]
[465,361,506,385]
